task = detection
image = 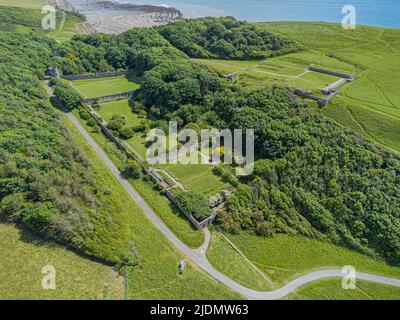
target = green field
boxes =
[0,222,124,300]
[195,49,354,97]
[157,163,230,198]
[287,279,400,300]
[63,110,241,299]
[207,232,273,291]
[257,22,400,152]
[0,0,45,9]
[221,232,400,287]
[69,75,140,99]
[198,22,400,153]
[97,100,143,127]
[0,2,84,42]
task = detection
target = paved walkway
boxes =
[48,82,400,299]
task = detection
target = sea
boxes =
[120,0,400,29]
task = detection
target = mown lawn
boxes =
[64,109,241,299]
[97,100,143,127]
[157,163,230,198]
[69,76,140,98]
[0,222,124,300]
[287,279,400,300]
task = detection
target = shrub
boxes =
[176,191,211,222]
[87,118,97,127]
[53,84,83,110]
[124,159,142,179]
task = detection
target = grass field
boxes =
[198,22,400,152]
[0,2,83,42]
[207,232,273,291]
[257,22,400,153]
[97,100,143,127]
[287,279,400,300]
[0,222,124,300]
[195,49,354,98]
[157,163,230,198]
[69,75,140,99]
[220,232,400,288]
[0,0,45,9]
[63,109,241,299]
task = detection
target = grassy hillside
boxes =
[257,22,400,153]
[224,232,400,287]
[207,230,400,299]
[0,221,124,300]
[287,279,400,300]
[0,3,84,42]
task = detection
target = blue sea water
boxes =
[121,0,400,28]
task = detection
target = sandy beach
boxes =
[53,0,183,34]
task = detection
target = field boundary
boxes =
[62,70,129,81]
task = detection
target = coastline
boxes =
[53,0,183,34]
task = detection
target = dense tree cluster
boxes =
[158,17,298,59]
[0,33,101,250]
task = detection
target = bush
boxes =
[107,114,126,132]
[124,159,142,179]
[87,118,97,127]
[176,191,211,222]
[79,109,91,120]
[49,77,59,86]
[53,84,83,110]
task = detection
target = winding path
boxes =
[47,82,400,299]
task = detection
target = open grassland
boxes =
[69,75,140,99]
[0,3,83,42]
[0,0,45,9]
[207,232,273,291]
[257,22,400,152]
[0,222,124,300]
[220,232,400,287]
[195,48,354,96]
[63,109,240,299]
[97,100,142,127]
[287,279,400,300]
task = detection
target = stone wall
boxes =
[62,70,129,81]
[309,67,354,79]
[84,90,137,104]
